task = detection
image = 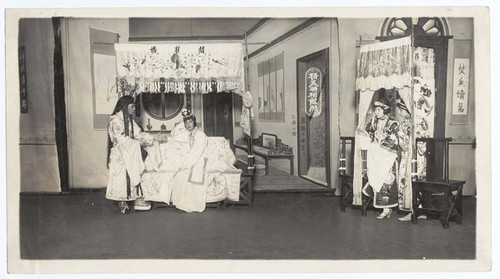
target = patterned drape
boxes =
[115,43,244,94]
[356,37,412,91]
[413,47,435,138]
[413,47,436,180]
[353,36,413,207]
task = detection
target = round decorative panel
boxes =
[380,17,450,37]
[141,93,184,120]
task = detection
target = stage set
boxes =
[15,16,479,262]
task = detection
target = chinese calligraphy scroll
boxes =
[19,46,28,113]
[305,67,322,118]
[451,58,470,124]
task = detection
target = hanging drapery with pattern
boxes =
[114,43,244,95]
[353,37,414,210]
[413,47,436,179]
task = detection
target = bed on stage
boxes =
[141,136,242,205]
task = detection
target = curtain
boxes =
[53,17,70,191]
[353,36,413,206]
[397,86,413,210]
[352,90,374,205]
[356,37,412,92]
[114,43,244,94]
[412,47,436,180]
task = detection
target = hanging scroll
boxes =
[451,58,470,124]
[305,67,322,118]
[115,43,244,94]
[90,27,120,130]
[19,46,28,113]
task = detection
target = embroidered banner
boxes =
[305,67,322,117]
[115,43,244,94]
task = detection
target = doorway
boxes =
[378,18,451,181]
[202,92,234,146]
[296,48,330,187]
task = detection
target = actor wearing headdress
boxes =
[170,108,210,212]
[106,95,167,214]
[362,98,400,219]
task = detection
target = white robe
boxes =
[171,128,209,212]
[106,113,154,201]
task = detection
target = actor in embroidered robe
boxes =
[362,98,400,219]
[171,111,209,212]
[106,96,165,214]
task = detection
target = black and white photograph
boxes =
[2,2,496,277]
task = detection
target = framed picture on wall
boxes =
[258,52,285,122]
[262,133,277,149]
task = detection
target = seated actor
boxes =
[170,109,210,212]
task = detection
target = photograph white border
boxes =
[1,1,496,277]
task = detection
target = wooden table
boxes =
[234,144,294,175]
[411,179,465,229]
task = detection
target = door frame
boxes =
[378,35,451,181]
[202,92,234,146]
[295,48,331,187]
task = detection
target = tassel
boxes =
[126,172,131,199]
[129,115,135,139]
[136,183,144,197]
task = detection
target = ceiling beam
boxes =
[245,18,272,37]
[129,35,244,42]
[247,18,323,60]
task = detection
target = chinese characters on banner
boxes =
[305,67,322,118]
[19,46,28,113]
[452,58,470,115]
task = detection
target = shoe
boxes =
[376,209,392,219]
[134,198,152,211]
[398,213,428,221]
[398,213,412,221]
[119,201,130,214]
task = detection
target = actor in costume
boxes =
[361,98,400,219]
[170,109,209,212]
[106,95,167,214]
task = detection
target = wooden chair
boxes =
[339,137,372,215]
[411,138,465,229]
[339,137,355,212]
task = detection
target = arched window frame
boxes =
[379,17,450,38]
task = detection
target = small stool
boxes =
[255,164,266,176]
[224,169,254,207]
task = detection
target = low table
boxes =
[411,179,465,229]
[234,144,294,175]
